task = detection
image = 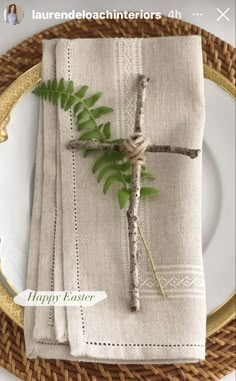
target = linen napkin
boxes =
[24,36,206,363]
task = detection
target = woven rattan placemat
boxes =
[0,17,235,381]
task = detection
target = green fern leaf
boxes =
[92,153,111,174]
[83,149,97,158]
[47,79,52,90]
[75,86,89,98]
[140,187,160,197]
[97,164,114,182]
[108,151,126,162]
[117,188,130,209]
[58,78,65,92]
[114,162,131,172]
[141,171,155,180]
[47,81,52,102]
[61,93,68,108]
[52,79,57,91]
[52,93,60,105]
[73,102,84,115]
[41,82,47,90]
[91,107,113,118]
[64,95,77,111]
[78,119,97,131]
[123,174,132,183]
[77,110,91,123]
[103,122,111,139]
[103,174,124,194]
[79,129,103,141]
[35,83,46,98]
[67,81,74,93]
[84,92,103,108]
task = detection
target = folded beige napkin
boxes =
[24,36,206,363]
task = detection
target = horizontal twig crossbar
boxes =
[67,140,201,159]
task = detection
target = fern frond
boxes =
[33,79,113,142]
[33,79,160,209]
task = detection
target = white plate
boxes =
[0,77,235,315]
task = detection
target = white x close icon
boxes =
[217,8,230,21]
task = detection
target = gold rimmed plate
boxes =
[0,63,235,334]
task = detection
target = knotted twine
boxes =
[124,132,149,165]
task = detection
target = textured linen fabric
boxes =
[24,36,206,363]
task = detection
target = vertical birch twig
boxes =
[126,75,150,312]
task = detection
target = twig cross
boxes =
[68,75,200,312]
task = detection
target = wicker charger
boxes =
[0,17,235,381]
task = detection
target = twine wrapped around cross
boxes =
[68,75,200,312]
